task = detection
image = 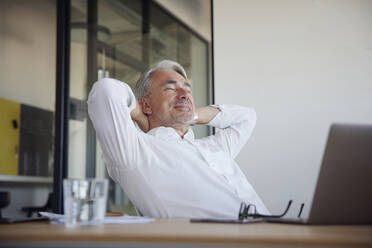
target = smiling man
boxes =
[138,69,195,136]
[87,60,269,218]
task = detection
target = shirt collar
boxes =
[147,126,195,142]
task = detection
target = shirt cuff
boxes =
[207,104,256,129]
[207,104,228,128]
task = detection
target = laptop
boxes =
[267,123,372,224]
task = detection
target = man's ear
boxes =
[140,97,152,115]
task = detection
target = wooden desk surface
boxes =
[0,219,371,247]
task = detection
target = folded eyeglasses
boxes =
[238,200,305,220]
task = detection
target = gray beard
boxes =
[155,114,192,127]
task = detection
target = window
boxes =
[68,0,211,214]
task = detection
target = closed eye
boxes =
[165,87,176,91]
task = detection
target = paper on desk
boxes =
[39,212,155,225]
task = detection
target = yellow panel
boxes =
[0,98,20,175]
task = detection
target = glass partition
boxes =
[68,0,210,214]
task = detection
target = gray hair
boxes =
[135,60,188,99]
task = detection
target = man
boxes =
[87,60,269,218]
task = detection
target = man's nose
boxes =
[176,88,188,99]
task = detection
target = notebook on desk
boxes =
[267,123,372,225]
[190,217,264,224]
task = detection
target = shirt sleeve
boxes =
[205,104,257,158]
[87,78,140,170]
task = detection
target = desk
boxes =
[0,219,371,247]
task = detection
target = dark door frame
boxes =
[53,0,70,213]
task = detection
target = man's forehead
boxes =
[152,69,186,84]
[162,80,191,88]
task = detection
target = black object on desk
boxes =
[0,216,48,224]
[0,191,48,224]
[0,191,10,219]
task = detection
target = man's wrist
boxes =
[193,106,220,125]
[131,101,149,132]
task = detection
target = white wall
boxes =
[0,0,56,111]
[214,0,372,217]
[154,0,211,41]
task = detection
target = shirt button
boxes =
[223,175,231,183]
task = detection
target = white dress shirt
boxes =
[87,78,270,218]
